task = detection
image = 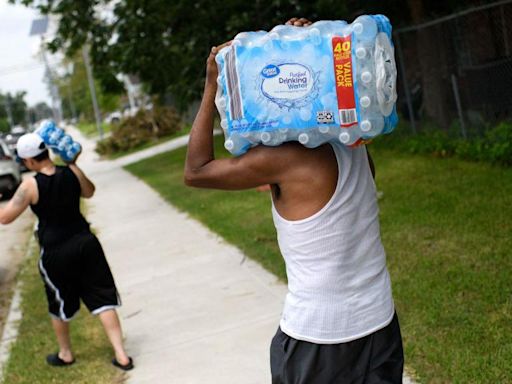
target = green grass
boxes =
[1,240,124,384]
[75,122,113,138]
[125,135,512,383]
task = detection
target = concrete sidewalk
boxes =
[71,129,415,384]
[72,129,286,384]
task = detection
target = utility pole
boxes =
[65,64,78,122]
[41,44,63,124]
[29,17,63,124]
[82,46,103,139]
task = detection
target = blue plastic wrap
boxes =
[215,15,398,156]
[36,120,82,163]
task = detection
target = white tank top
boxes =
[271,143,394,344]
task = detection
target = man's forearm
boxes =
[185,84,217,173]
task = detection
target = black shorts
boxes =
[270,312,404,384]
[38,232,121,321]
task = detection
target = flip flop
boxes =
[112,357,134,371]
[46,353,75,367]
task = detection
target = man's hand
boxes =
[285,17,313,27]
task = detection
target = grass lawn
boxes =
[125,135,512,383]
[1,239,124,384]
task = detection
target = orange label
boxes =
[332,35,357,127]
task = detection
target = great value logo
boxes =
[261,64,280,78]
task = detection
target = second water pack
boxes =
[215,15,398,156]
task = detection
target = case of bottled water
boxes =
[215,15,398,156]
[36,120,82,163]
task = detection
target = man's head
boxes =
[16,133,50,170]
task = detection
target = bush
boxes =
[373,120,512,166]
[96,106,183,155]
[482,122,512,165]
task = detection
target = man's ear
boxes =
[23,158,32,168]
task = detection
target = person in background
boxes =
[0,133,133,371]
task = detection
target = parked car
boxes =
[104,111,122,124]
[0,138,22,199]
[3,129,28,172]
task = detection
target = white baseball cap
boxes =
[16,133,47,159]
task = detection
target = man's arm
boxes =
[68,163,95,198]
[0,179,36,224]
[184,43,292,190]
[185,19,316,190]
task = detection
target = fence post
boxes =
[451,74,467,139]
[395,33,417,134]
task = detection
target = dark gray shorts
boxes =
[270,312,404,384]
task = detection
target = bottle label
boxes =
[332,35,357,127]
[260,63,316,106]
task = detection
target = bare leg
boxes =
[50,318,74,362]
[98,309,130,365]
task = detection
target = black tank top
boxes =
[30,166,90,248]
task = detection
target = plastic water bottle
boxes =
[224,134,250,156]
[215,15,398,156]
[36,120,82,163]
[352,15,378,42]
[359,115,385,138]
[298,133,310,145]
[49,127,64,145]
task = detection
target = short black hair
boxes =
[32,149,50,162]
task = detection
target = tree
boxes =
[28,102,53,124]
[56,53,122,122]
[12,0,485,117]
[0,91,28,131]
[12,0,351,110]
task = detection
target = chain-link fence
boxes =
[394,0,512,137]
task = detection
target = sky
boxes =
[0,0,50,106]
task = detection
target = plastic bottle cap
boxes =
[353,23,364,35]
[224,140,234,151]
[298,133,309,144]
[361,71,372,83]
[261,132,271,142]
[339,132,350,143]
[360,96,371,108]
[360,120,372,132]
[356,47,367,59]
[308,28,320,37]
